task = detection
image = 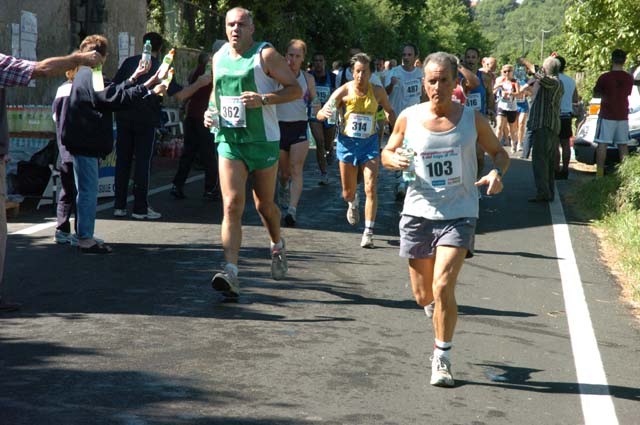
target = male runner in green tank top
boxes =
[204,7,301,298]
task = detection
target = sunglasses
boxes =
[502,69,513,73]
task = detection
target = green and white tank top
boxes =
[214,42,280,143]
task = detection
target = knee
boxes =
[279,169,291,181]
[432,278,455,302]
[342,188,356,202]
[414,292,433,308]
[290,163,304,179]
[363,181,377,198]
[255,197,277,218]
[223,194,244,219]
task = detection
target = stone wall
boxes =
[0,0,146,105]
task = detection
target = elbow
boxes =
[292,85,303,100]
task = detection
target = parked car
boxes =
[573,86,640,166]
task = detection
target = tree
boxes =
[563,0,640,98]
[475,0,565,65]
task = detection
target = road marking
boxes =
[9,174,204,236]
[550,192,619,425]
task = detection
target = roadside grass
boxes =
[572,155,640,305]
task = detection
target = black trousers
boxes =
[56,161,77,234]
[172,116,218,193]
[114,120,156,214]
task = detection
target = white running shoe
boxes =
[54,230,74,244]
[113,208,127,217]
[346,194,359,226]
[424,301,435,318]
[132,207,162,220]
[271,238,288,280]
[211,271,240,298]
[360,232,374,248]
[430,355,455,387]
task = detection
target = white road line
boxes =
[9,174,204,236]
[550,191,619,425]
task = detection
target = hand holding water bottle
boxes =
[394,139,416,182]
[204,101,220,133]
[317,97,337,122]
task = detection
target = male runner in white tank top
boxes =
[382,52,509,388]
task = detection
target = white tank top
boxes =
[401,104,479,220]
[277,71,309,122]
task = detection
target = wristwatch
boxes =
[261,94,269,105]
[492,167,503,177]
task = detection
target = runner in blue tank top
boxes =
[461,47,495,182]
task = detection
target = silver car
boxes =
[573,86,640,166]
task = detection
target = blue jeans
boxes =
[73,155,99,240]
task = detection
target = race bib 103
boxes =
[419,146,463,187]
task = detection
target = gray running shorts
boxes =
[399,215,477,259]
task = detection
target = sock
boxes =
[364,221,375,234]
[288,206,297,216]
[270,240,283,251]
[434,339,452,360]
[224,263,238,277]
[596,167,604,178]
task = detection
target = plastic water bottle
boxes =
[402,139,416,182]
[92,64,105,92]
[327,98,337,125]
[208,101,219,135]
[158,68,174,96]
[141,40,152,67]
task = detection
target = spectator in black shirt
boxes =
[111,32,179,220]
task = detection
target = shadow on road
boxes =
[460,363,640,402]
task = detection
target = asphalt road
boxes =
[2,150,639,424]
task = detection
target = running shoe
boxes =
[318,173,329,186]
[211,271,240,298]
[113,208,127,217]
[271,238,288,280]
[360,232,374,249]
[58,230,104,246]
[54,230,74,244]
[346,195,359,226]
[424,301,435,318]
[284,210,296,227]
[132,207,162,220]
[326,151,335,165]
[430,355,455,387]
[278,182,290,209]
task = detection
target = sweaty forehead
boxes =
[353,62,369,71]
[227,11,249,24]
[425,62,449,77]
